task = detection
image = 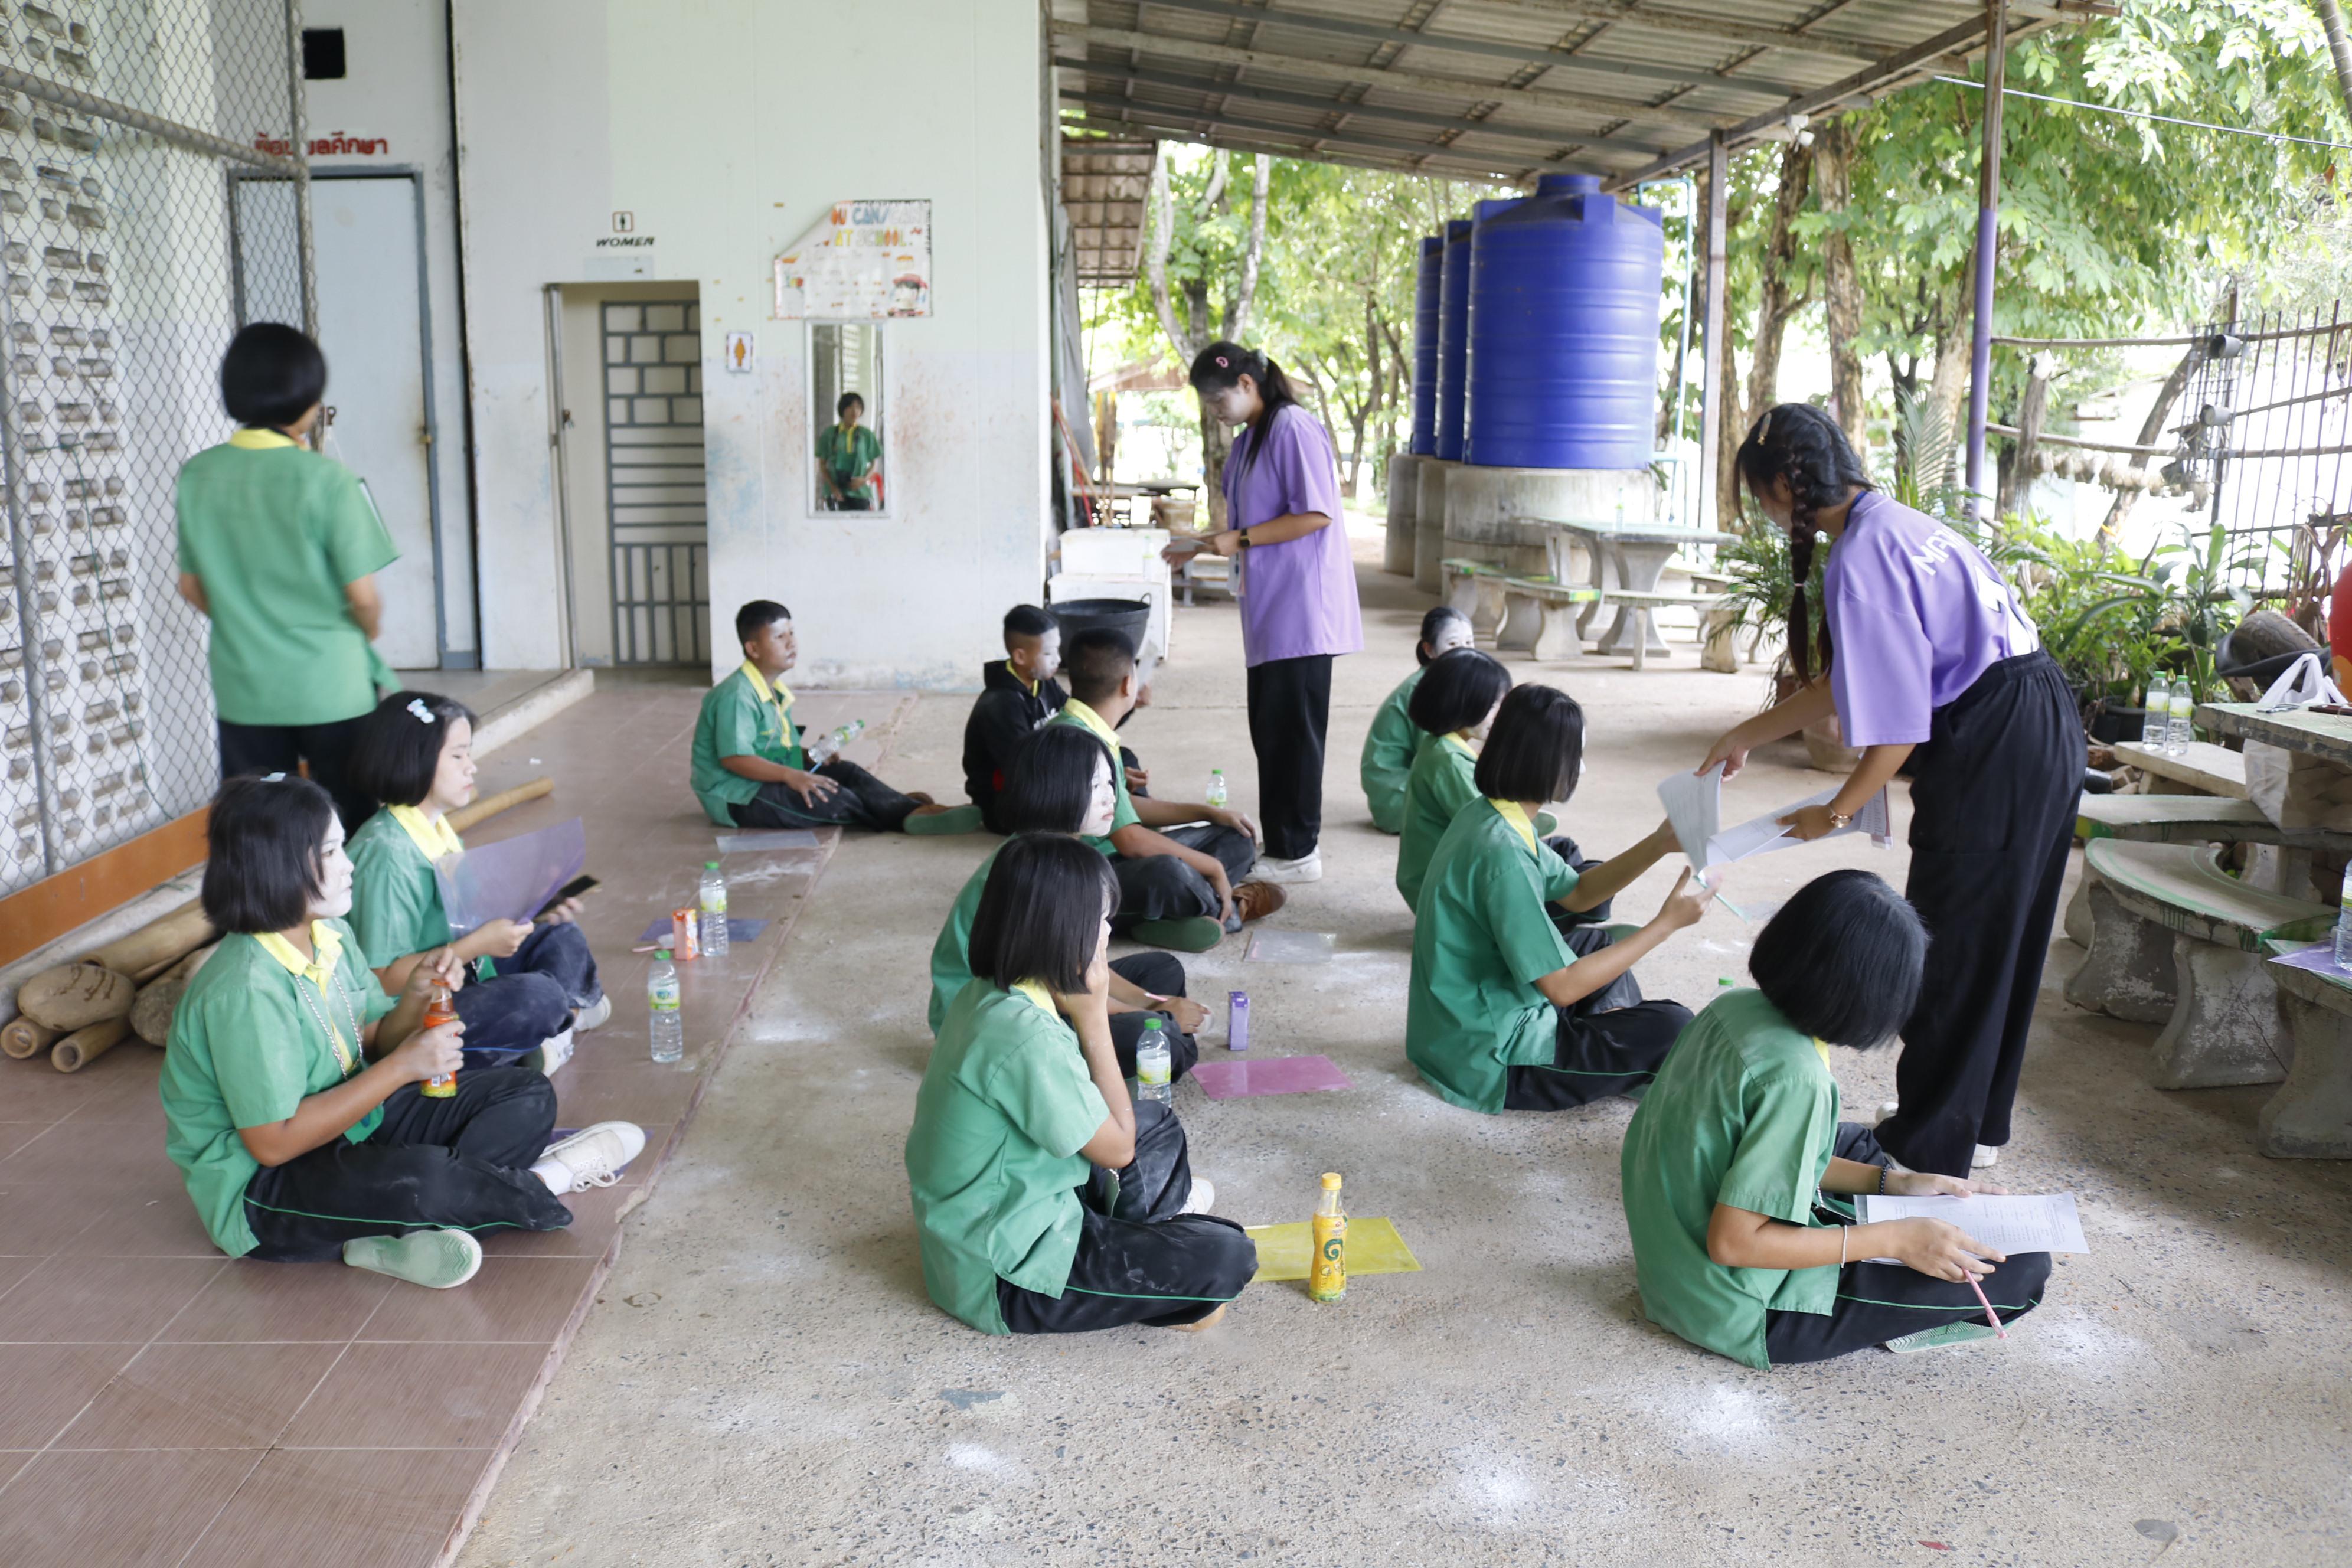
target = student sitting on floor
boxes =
[346,691,609,1074]
[963,604,1068,833]
[906,832,1256,1334]
[1361,605,1473,834]
[1052,626,1280,952]
[1405,684,1703,1113]
[1621,870,2050,1366]
[1394,646,1511,912]
[160,774,643,1290]
[693,599,981,835]
[931,723,1208,1080]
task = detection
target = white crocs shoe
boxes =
[1178,1175,1216,1216]
[573,995,613,1032]
[534,1121,646,1194]
[1252,851,1322,885]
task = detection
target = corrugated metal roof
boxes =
[1061,137,1157,286]
[1055,0,2111,188]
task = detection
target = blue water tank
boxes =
[1466,173,1664,470]
[1407,234,1443,456]
[1433,218,1473,461]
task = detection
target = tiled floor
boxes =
[0,680,896,1566]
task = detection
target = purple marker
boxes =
[1227,990,1250,1052]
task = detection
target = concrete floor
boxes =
[456,536,2352,1568]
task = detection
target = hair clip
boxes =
[1215,355,1229,367]
[407,698,436,724]
[261,772,286,782]
[1755,409,1775,444]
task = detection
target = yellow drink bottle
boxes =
[420,984,458,1099]
[1309,1172,1346,1302]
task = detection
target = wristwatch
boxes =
[1825,806,1854,830]
[1236,530,1255,550]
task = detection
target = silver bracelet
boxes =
[1840,1225,1850,1266]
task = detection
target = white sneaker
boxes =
[1252,851,1322,885]
[1972,1143,2001,1169]
[1876,1100,1899,1125]
[343,1229,482,1289]
[573,995,613,1032]
[1178,1176,1216,1216]
[534,1027,576,1076]
[534,1121,646,1194]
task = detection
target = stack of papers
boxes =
[1657,765,1891,876]
[1854,1192,2089,1256]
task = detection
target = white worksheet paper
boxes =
[1656,765,1890,874]
[1856,1192,2089,1257]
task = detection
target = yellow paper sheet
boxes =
[1243,1216,1422,1283]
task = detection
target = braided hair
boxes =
[1734,403,1872,684]
[1189,340,1304,479]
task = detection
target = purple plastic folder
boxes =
[1188,1054,1353,1100]
[435,818,587,932]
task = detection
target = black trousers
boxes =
[1504,929,1690,1110]
[1765,1252,2053,1364]
[218,714,374,831]
[996,1100,1257,1333]
[1877,650,2084,1178]
[730,759,918,832]
[241,1069,572,1262]
[1544,834,1612,928]
[1246,654,1333,861]
[452,920,602,1063]
[1108,951,1199,1082]
[1110,824,1258,932]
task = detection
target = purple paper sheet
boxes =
[2271,942,2352,986]
[436,818,587,931]
[636,916,772,945]
[1189,1054,1353,1100]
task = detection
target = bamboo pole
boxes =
[51,1015,130,1072]
[447,777,553,835]
[2,1017,60,1059]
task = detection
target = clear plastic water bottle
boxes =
[2167,686,2194,757]
[1205,769,1229,809]
[697,861,730,957]
[647,950,683,1063]
[2337,866,2352,971]
[806,718,864,766]
[2142,678,2170,747]
[1134,1018,1172,1104]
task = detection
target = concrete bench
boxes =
[2066,839,2328,1090]
[1440,557,1511,638]
[2064,795,2280,946]
[2112,739,2248,799]
[2256,939,2352,1159]
[1586,586,1729,671]
[1495,577,1600,660]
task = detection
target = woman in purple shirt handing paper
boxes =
[1163,342,1363,883]
[1698,404,2082,1180]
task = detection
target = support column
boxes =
[1697,132,1727,531]
[1964,0,2007,520]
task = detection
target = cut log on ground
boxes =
[17,963,136,1030]
[130,942,221,1047]
[448,776,553,834]
[81,899,215,978]
[2,1016,61,1059]
[51,1015,131,1072]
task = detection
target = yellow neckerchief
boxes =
[1813,1037,1832,1069]
[1486,798,1540,855]
[1442,731,1477,759]
[740,659,794,717]
[256,921,357,1073]
[228,427,300,450]
[1061,697,1121,751]
[1004,658,1038,697]
[387,803,462,862]
[1011,978,1057,1017]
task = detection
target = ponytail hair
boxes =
[1734,403,1871,685]
[1189,339,1302,478]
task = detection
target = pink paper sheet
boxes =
[1190,1054,1352,1099]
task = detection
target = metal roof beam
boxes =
[1060,86,1559,167]
[1063,104,1544,182]
[1464,0,1887,64]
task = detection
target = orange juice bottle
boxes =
[420,983,458,1098]
[1309,1172,1346,1302]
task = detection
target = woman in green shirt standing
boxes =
[1360,606,1472,834]
[906,834,1254,1335]
[1621,870,2050,1365]
[816,392,883,511]
[175,324,400,827]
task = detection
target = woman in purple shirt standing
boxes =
[1698,404,2082,1179]
[1164,342,1363,883]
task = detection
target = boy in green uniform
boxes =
[692,599,980,833]
[1361,605,1472,833]
[905,833,1253,1334]
[1405,684,1702,1113]
[159,775,642,1289]
[1621,870,2051,1364]
[815,392,883,509]
[175,323,398,827]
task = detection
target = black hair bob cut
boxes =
[349,690,478,809]
[734,599,792,645]
[1407,646,1511,738]
[1003,603,1059,640]
[1062,626,1137,705]
[1001,724,1111,835]
[1474,683,1584,805]
[202,773,338,934]
[1748,868,1927,1049]
[220,322,327,429]
[836,391,865,417]
[1416,605,1470,665]
[967,832,1118,996]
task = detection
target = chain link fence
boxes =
[1,0,312,895]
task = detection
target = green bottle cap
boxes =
[705,860,719,869]
[1719,977,1733,986]
[655,949,671,961]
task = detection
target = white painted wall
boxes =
[450,0,1051,686]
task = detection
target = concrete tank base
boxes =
[1384,452,1425,577]
[1444,464,1652,576]
[1413,459,1458,593]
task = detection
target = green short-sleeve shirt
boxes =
[1620,988,1841,1368]
[1395,734,1481,910]
[174,437,398,726]
[1050,700,1141,857]
[1406,801,1579,1113]
[905,981,1110,1333]
[816,422,883,501]
[691,665,805,826]
[158,922,398,1256]
[1360,667,1430,835]
[347,811,453,969]
[928,846,1001,1035]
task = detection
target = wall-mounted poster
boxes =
[773,199,932,320]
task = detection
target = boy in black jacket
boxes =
[963,606,1067,833]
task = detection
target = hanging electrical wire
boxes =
[1933,75,2352,153]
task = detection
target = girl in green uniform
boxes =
[906,834,1255,1334]
[1360,606,1472,834]
[345,691,609,1072]
[1621,870,2051,1364]
[1393,646,1511,910]
[159,775,641,1289]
